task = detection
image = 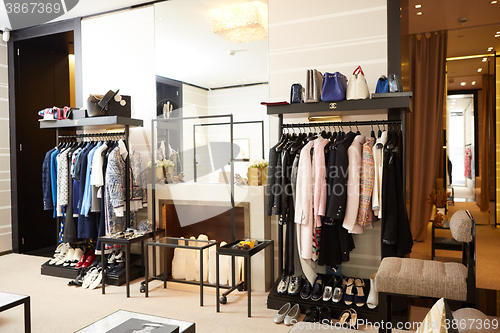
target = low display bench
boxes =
[216,239,274,317]
[100,230,165,298]
[0,292,30,333]
[76,310,195,333]
[143,237,218,307]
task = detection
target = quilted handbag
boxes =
[321,72,347,102]
[290,83,304,103]
[305,69,323,103]
[346,66,370,100]
[375,75,389,93]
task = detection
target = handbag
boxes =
[305,69,323,103]
[375,75,389,93]
[290,83,304,103]
[346,66,370,100]
[87,90,119,117]
[388,74,404,92]
[321,72,347,102]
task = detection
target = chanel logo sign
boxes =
[329,103,337,110]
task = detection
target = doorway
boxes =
[9,21,80,255]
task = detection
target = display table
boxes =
[431,221,463,260]
[76,310,195,333]
[216,239,274,317]
[100,229,165,297]
[143,237,217,306]
[0,291,30,333]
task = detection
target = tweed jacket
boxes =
[356,137,376,228]
[342,135,366,234]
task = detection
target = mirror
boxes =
[154,0,269,183]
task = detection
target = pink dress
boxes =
[342,135,365,234]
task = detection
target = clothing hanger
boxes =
[377,123,382,138]
[370,122,376,138]
[356,122,361,135]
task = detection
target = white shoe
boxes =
[49,243,70,265]
[82,267,99,289]
[284,304,300,326]
[274,303,291,324]
[88,268,103,290]
[58,248,74,266]
[70,248,84,267]
[367,273,378,309]
[63,248,76,266]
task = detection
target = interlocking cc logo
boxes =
[4,0,80,30]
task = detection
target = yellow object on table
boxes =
[247,167,268,186]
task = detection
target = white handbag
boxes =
[346,66,370,100]
[305,69,323,103]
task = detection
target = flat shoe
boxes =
[303,306,318,323]
[274,303,291,324]
[284,304,300,326]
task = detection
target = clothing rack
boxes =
[281,119,401,130]
[57,132,126,140]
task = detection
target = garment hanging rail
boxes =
[57,132,126,140]
[281,119,401,130]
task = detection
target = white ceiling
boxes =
[447,94,473,115]
[154,0,268,89]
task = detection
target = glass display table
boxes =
[0,291,30,333]
[76,310,195,333]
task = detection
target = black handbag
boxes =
[87,90,119,117]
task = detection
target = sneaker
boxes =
[277,275,289,295]
[287,276,302,296]
[300,279,312,299]
[311,275,323,301]
[322,276,335,301]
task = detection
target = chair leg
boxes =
[378,293,392,333]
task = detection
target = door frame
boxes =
[8,18,82,253]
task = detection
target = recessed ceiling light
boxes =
[460,82,466,86]
[416,11,423,15]
[472,81,476,85]
[478,68,483,72]
[415,4,422,8]
[157,17,164,21]
[482,58,487,62]
[487,46,493,51]
[495,34,500,38]
[491,0,497,4]
[452,99,456,102]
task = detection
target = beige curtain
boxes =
[408,31,447,241]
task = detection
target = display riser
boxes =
[41,255,143,286]
[267,278,407,323]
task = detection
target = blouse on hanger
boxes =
[356,137,376,228]
[372,131,388,218]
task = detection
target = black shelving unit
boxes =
[40,116,144,285]
[267,96,411,320]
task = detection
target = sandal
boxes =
[354,278,366,307]
[88,268,103,290]
[349,309,358,329]
[82,267,99,289]
[338,310,351,327]
[343,277,355,305]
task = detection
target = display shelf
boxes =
[267,278,387,323]
[39,116,143,129]
[218,239,272,257]
[266,96,411,116]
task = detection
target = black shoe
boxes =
[300,279,312,299]
[318,306,331,325]
[311,275,323,301]
[303,306,319,323]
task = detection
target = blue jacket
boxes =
[42,148,56,210]
[50,149,59,217]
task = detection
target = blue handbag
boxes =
[375,76,389,93]
[321,72,347,102]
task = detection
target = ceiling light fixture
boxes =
[415,4,422,8]
[478,68,483,72]
[491,0,497,4]
[460,82,466,86]
[416,11,422,15]
[495,34,500,38]
[487,47,493,51]
[482,57,487,62]
[157,17,164,21]
[472,81,476,85]
[211,1,268,43]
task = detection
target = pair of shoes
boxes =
[81,267,103,290]
[64,247,84,267]
[344,277,366,306]
[274,303,300,326]
[303,306,331,324]
[288,276,302,296]
[49,243,70,265]
[76,250,96,269]
[338,309,357,329]
[311,275,323,301]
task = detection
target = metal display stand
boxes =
[0,292,30,333]
[143,237,219,306]
[216,239,274,317]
